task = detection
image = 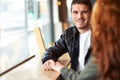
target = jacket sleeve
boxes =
[61,56,99,80]
[42,31,68,64]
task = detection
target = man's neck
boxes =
[78,27,91,34]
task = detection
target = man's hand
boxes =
[43,59,55,70]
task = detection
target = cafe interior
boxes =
[0,0,95,80]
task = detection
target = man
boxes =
[42,0,92,72]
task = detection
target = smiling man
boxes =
[71,2,91,34]
[42,0,92,72]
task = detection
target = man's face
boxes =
[71,4,91,30]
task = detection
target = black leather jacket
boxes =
[42,26,91,71]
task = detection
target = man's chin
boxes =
[76,25,84,28]
[76,26,86,29]
[76,23,84,26]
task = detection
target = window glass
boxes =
[27,0,53,48]
[0,0,29,74]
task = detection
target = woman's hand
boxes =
[50,61,64,72]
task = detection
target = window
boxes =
[0,0,29,74]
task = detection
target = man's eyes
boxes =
[72,11,89,14]
[73,11,78,14]
[82,11,89,13]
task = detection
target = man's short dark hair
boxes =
[71,0,92,11]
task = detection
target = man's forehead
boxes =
[72,4,89,10]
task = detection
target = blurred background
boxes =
[0,0,95,74]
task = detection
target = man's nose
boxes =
[78,12,83,19]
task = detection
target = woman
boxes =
[50,0,120,80]
[91,0,120,79]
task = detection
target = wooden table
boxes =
[0,53,70,80]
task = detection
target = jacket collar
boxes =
[73,26,79,37]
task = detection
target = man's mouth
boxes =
[77,20,84,24]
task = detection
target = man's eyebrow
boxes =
[72,10,78,13]
[83,10,89,12]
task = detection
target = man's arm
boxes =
[42,32,68,64]
[41,32,68,70]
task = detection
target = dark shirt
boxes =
[42,26,91,71]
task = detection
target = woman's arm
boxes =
[50,56,99,80]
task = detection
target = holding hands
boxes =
[43,59,64,72]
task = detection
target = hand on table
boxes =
[43,59,55,70]
[50,61,64,72]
